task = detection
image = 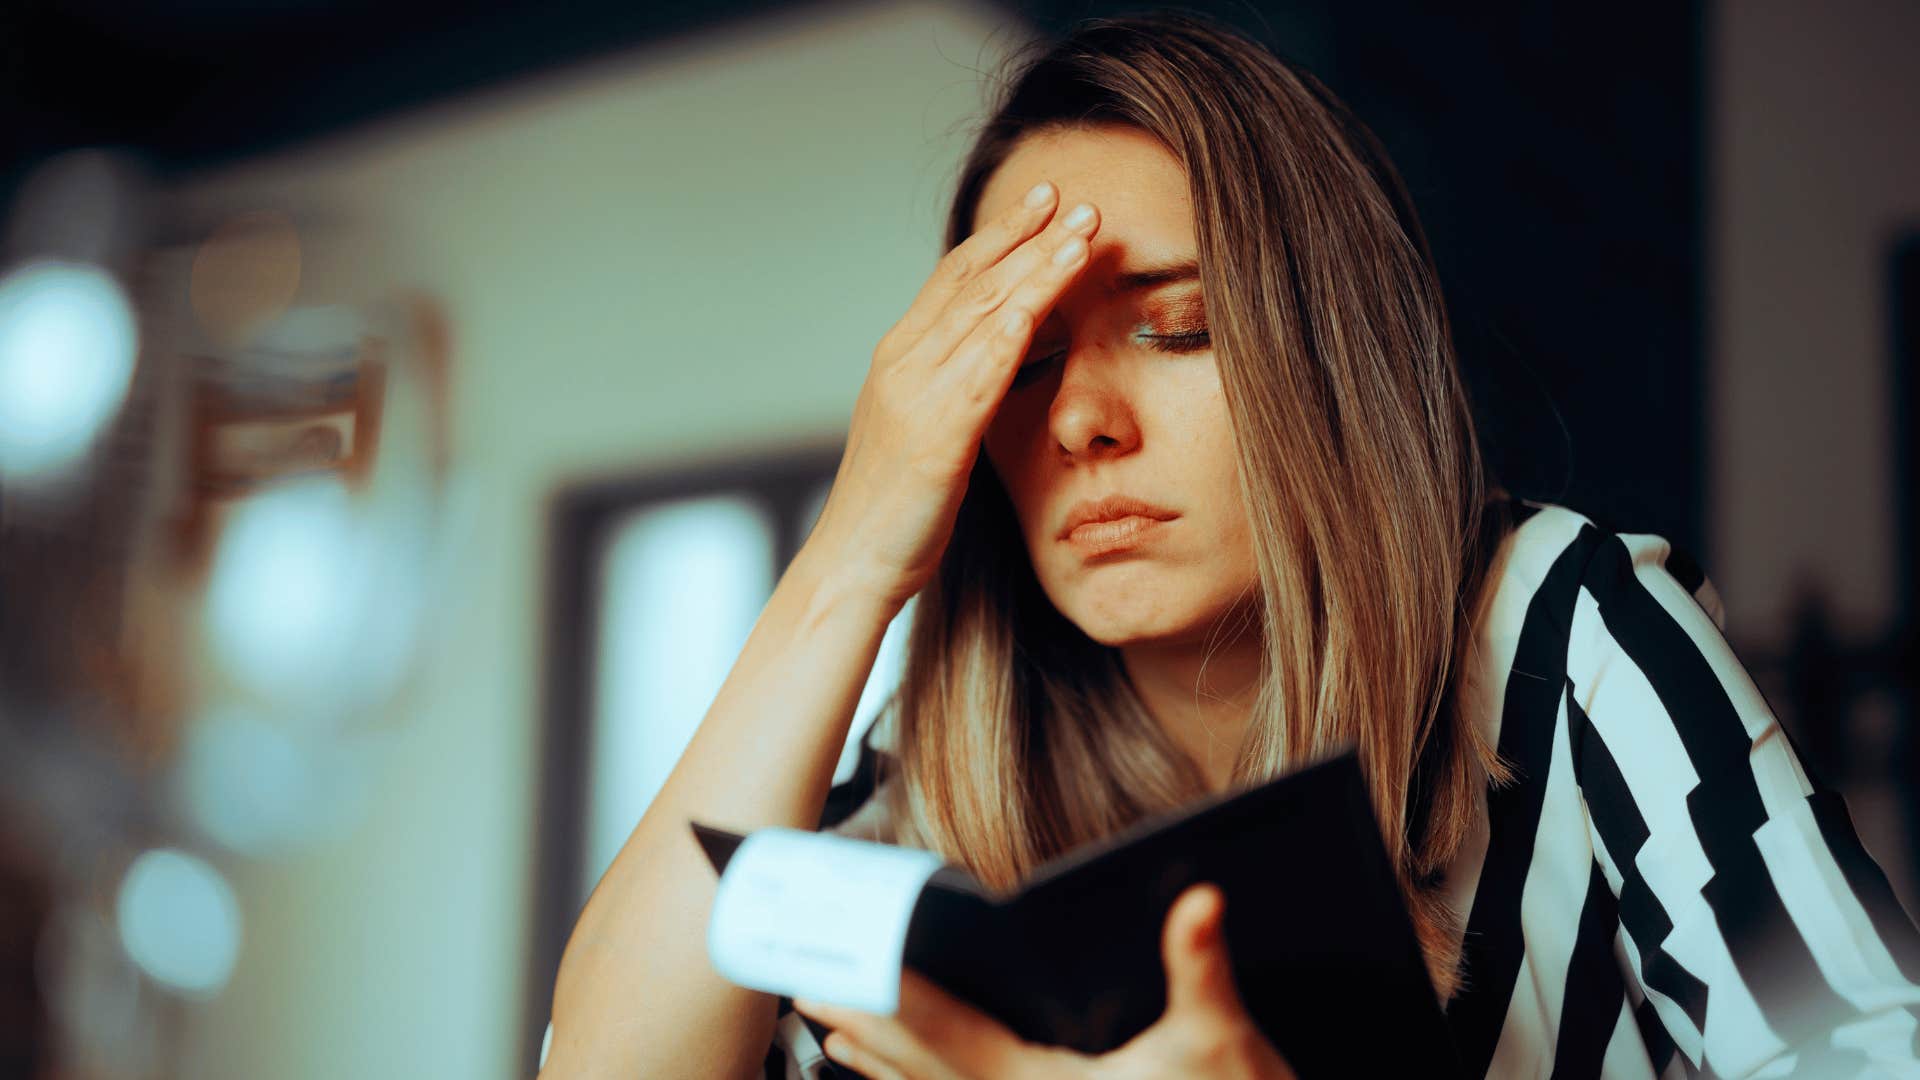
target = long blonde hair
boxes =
[880,11,1513,1003]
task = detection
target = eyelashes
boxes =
[1142,329,1211,352]
[1010,328,1212,389]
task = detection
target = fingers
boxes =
[807,1010,967,1080]
[940,213,1095,409]
[921,222,1100,418]
[820,1031,911,1080]
[1161,883,1241,1020]
[885,180,1060,352]
[907,200,1099,377]
[798,972,1079,1080]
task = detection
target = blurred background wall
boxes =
[138,3,1023,1076]
[0,1,1913,1078]
[1709,1,1920,902]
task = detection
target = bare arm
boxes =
[539,175,1102,1078]
[539,543,901,1080]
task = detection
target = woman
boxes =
[540,12,1920,1079]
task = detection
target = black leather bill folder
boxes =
[692,749,1463,1079]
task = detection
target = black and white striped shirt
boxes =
[761,497,1920,1078]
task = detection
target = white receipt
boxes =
[707,828,944,1015]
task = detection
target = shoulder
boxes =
[1529,499,1778,806]
[1480,497,1724,644]
[1461,498,1727,765]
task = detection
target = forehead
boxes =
[975,124,1194,256]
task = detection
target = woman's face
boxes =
[978,124,1261,648]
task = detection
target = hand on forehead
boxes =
[975,125,1197,285]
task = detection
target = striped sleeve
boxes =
[1565,527,1920,1077]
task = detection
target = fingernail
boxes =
[1024,181,1054,208]
[1063,203,1094,229]
[1053,236,1086,265]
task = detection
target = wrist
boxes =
[788,541,909,628]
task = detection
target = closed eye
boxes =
[1010,329,1211,389]
[1143,329,1210,353]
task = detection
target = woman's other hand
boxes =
[801,180,1100,612]
[790,882,1297,1080]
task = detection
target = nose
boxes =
[1047,349,1141,461]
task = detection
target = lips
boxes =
[1057,494,1181,540]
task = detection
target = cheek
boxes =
[980,432,1014,505]
[1201,425,1242,488]
[981,397,1035,466]
[1181,390,1256,549]
[1164,378,1238,476]
[981,417,1037,504]
[980,418,1010,475]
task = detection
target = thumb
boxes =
[1161,882,1243,1019]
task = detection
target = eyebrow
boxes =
[1110,258,1201,293]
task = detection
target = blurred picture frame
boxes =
[174,345,386,572]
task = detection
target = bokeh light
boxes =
[0,259,138,483]
[177,707,372,856]
[114,849,242,997]
[3,149,146,268]
[203,475,363,705]
[189,210,302,348]
[201,468,432,715]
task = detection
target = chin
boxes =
[1041,568,1256,650]
[1051,595,1209,648]
[1075,621,1181,648]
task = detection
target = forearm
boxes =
[541,542,902,1078]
